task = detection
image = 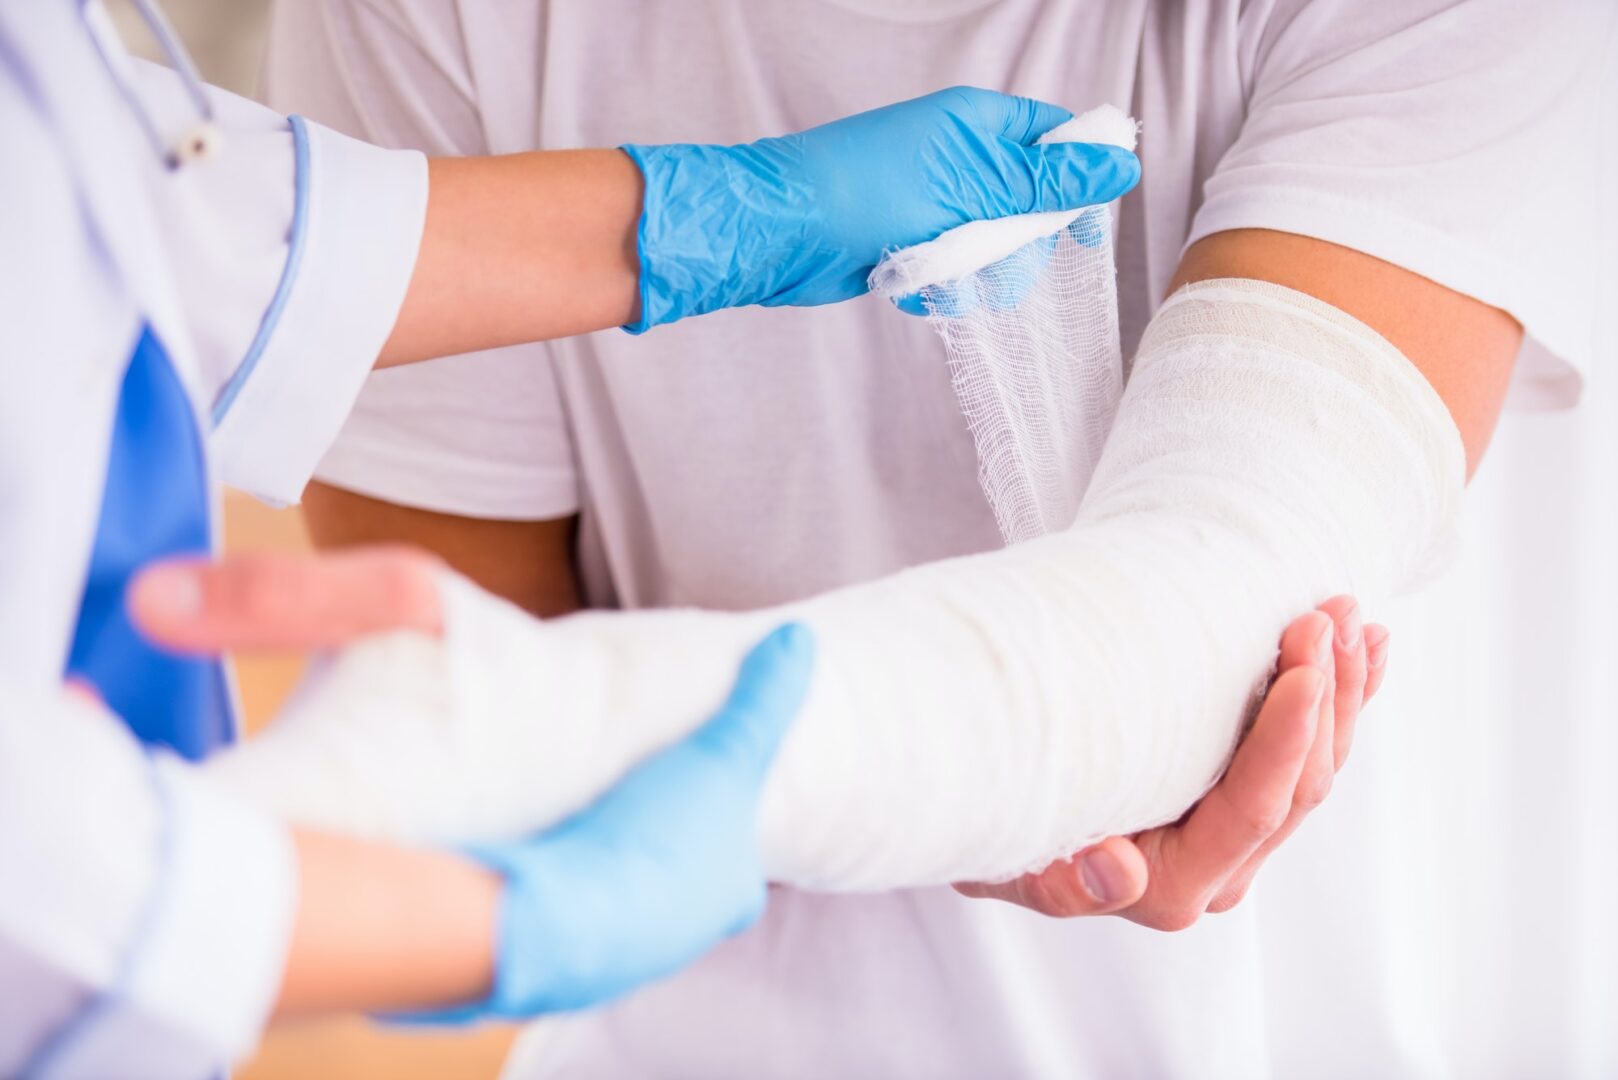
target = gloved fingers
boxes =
[129,546,445,654]
[1068,206,1109,247]
[892,229,1061,317]
[684,622,816,781]
[1018,141,1141,214]
[892,291,930,316]
[958,86,1074,145]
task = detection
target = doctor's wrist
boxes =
[274,830,501,1019]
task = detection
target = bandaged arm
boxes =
[209,278,1467,890]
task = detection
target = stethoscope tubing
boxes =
[81,0,219,170]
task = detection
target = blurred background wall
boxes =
[110,2,518,1075]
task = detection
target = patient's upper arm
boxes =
[301,480,582,618]
[1171,229,1521,478]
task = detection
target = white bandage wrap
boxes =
[867,105,1138,299]
[207,280,1464,889]
[871,105,1137,544]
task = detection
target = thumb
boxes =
[1020,141,1140,213]
[686,623,816,781]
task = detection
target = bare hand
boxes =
[954,598,1388,929]
[133,554,1388,931]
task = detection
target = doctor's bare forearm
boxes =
[376,151,644,367]
[272,829,501,1017]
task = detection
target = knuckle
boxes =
[1227,790,1289,839]
[1296,772,1334,812]
[1147,906,1201,933]
[1245,805,1289,839]
[1208,880,1252,914]
[939,85,984,113]
[1018,871,1064,916]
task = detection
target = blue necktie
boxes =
[65,325,232,760]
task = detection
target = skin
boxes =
[71,673,503,1018]
[133,551,1387,938]
[281,225,1519,929]
[962,228,1521,923]
[277,830,501,1016]
[377,153,644,368]
[121,159,1528,1017]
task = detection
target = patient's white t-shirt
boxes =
[262,1,1615,1075]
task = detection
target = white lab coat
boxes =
[0,2,426,1074]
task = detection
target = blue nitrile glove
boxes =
[621,86,1141,331]
[903,205,1108,317]
[412,623,814,1022]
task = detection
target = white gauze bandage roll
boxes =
[870,104,1138,544]
[207,280,1464,890]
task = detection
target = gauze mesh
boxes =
[203,281,1466,890]
[870,105,1138,544]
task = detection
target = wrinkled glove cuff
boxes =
[620,142,798,333]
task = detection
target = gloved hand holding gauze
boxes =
[205,280,1464,889]
[870,104,1138,544]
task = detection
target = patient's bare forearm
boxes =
[301,481,582,618]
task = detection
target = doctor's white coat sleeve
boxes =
[130,61,430,506]
[0,686,295,1079]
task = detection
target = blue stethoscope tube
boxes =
[81,0,221,169]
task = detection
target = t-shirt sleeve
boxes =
[1190,0,1616,409]
[259,0,581,520]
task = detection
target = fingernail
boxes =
[1079,848,1128,905]
[1313,618,1334,665]
[131,565,202,617]
[1337,604,1362,651]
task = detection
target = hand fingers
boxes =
[1139,658,1325,927]
[686,623,816,780]
[1068,206,1108,247]
[892,291,929,316]
[1362,624,1391,703]
[129,547,445,655]
[967,88,1073,144]
[954,836,1149,917]
[1208,610,1353,913]
[1316,595,1368,769]
[1022,142,1141,213]
[1294,609,1340,832]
